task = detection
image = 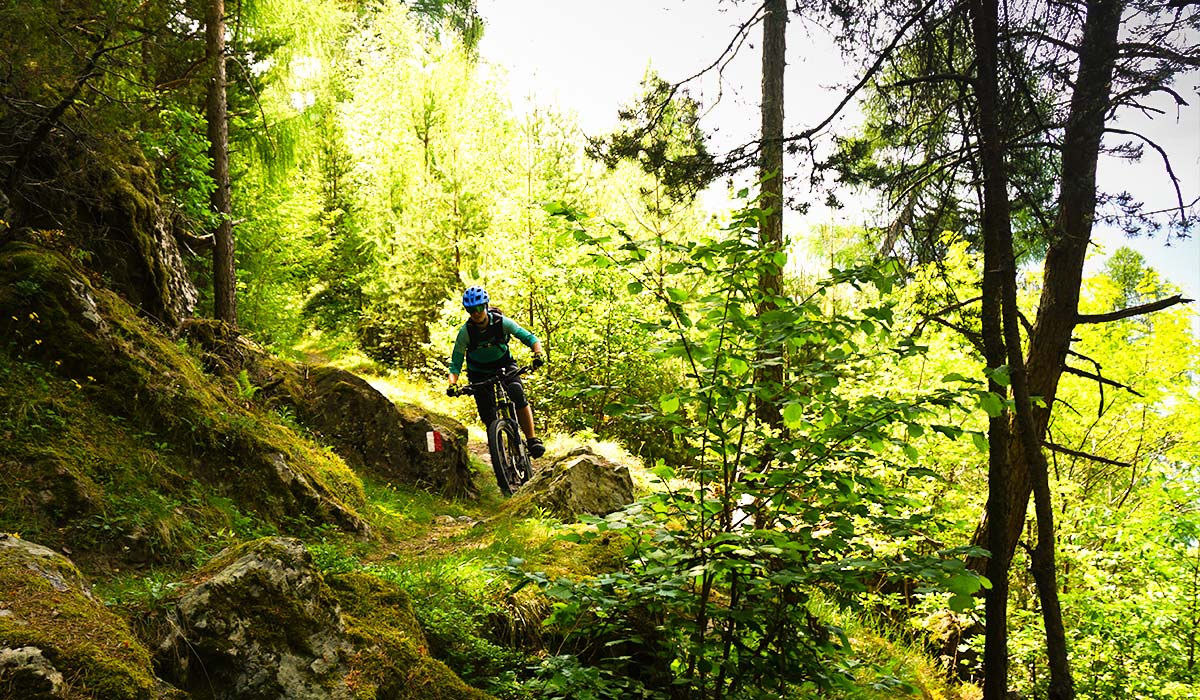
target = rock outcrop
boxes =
[518,447,635,520]
[156,538,353,699]
[304,367,476,497]
[182,319,477,498]
[6,148,198,328]
[0,243,368,563]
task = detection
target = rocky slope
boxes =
[0,234,635,699]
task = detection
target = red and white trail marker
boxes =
[426,430,443,452]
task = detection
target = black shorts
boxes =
[467,363,528,426]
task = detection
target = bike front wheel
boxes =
[487,419,530,496]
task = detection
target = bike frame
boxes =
[457,365,533,495]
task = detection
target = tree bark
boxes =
[206,0,236,327]
[755,0,786,437]
[966,1,1012,697]
[973,0,1123,575]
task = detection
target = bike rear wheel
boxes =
[487,419,530,496]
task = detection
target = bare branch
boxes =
[783,0,952,148]
[928,315,985,354]
[1075,293,1192,323]
[1042,441,1133,468]
[675,4,766,88]
[1062,365,1145,398]
[1104,127,1191,224]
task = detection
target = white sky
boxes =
[475,0,1200,303]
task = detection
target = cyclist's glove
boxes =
[532,355,544,370]
[446,385,458,397]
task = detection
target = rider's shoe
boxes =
[527,437,545,459]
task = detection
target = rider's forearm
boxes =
[532,342,543,356]
[448,373,460,385]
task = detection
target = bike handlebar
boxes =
[448,364,533,397]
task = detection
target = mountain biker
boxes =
[447,286,547,458]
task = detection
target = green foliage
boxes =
[1001,258,1200,699]
[138,105,218,234]
[372,558,540,698]
[588,72,718,207]
[502,199,988,698]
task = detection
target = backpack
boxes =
[465,308,509,355]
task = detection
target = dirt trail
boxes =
[468,439,491,467]
[377,437,495,560]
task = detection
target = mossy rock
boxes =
[510,447,634,521]
[328,572,492,700]
[0,534,160,699]
[181,320,477,499]
[302,368,476,499]
[6,140,197,328]
[156,537,351,699]
[153,538,491,700]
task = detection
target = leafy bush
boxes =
[498,200,988,699]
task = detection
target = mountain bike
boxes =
[450,365,534,496]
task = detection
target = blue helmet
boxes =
[462,286,489,308]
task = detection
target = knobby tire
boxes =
[487,419,528,496]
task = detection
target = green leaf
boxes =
[972,431,989,453]
[626,281,644,295]
[978,392,1004,417]
[660,395,680,414]
[906,423,925,438]
[782,403,805,429]
[931,424,963,439]
[666,287,688,302]
[949,592,977,613]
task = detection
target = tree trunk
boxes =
[966,1,1012,697]
[972,0,1124,575]
[755,0,786,437]
[206,0,236,327]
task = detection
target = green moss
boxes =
[0,545,157,700]
[0,242,370,568]
[328,571,493,700]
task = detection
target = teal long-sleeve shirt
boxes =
[449,314,539,375]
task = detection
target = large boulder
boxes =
[0,534,162,699]
[156,538,352,700]
[518,447,635,520]
[155,537,490,700]
[181,320,477,498]
[305,367,476,498]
